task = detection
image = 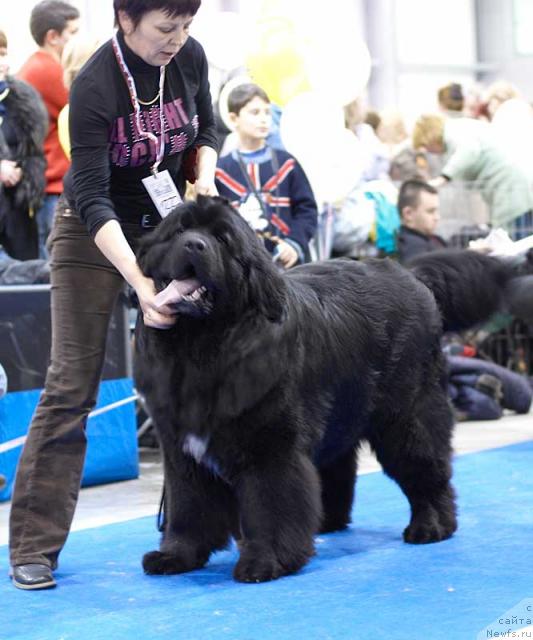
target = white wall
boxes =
[476,0,533,100]
[395,0,476,67]
[366,0,478,124]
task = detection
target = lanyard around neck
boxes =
[112,33,166,174]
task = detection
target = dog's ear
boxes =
[136,225,173,278]
[136,238,166,278]
[200,194,232,209]
[247,261,288,323]
[136,233,155,277]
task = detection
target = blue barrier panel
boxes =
[0,378,139,502]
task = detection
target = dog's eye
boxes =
[215,233,231,246]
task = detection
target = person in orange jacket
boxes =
[18,0,80,258]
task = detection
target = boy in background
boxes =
[396,179,447,264]
[215,83,318,268]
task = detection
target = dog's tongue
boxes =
[154,278,201,308]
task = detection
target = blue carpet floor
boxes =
[1,442,532,640]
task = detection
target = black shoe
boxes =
[11,564,56,590]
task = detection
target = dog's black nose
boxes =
[183,235,207,253]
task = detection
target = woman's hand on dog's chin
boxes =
[134,275,178,329]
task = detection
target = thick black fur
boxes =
[134,197,510,583]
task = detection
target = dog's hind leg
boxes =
[368,399,457,544]
[233,452,322,583]
[318,448,357,533]
[143,452,238,575]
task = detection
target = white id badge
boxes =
[142,170,182,218]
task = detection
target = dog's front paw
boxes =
[142,549,203,575]
[319,518,350,534]
[403,518,454,544]
[233,554,285,583]
[403,503,457,544]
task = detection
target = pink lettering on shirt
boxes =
[164,101,183,130]
[131,141,153,167]
[169,132,188,154]
[174,99,189,125]
[110,143,131,167]
[110,116,128,144]
[109,98,196,168]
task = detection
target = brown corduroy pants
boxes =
[9,198,131,569]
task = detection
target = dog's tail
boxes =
[407,249,533,332]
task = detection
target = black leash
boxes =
[157,484,166,532]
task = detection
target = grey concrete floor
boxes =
[0,409,531,546]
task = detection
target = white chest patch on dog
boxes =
[182,434,209,462]
[182,434,221,476]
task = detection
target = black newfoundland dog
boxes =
[134,196,518,583]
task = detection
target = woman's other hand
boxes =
[193,145,218,197]
[193,176,218,197]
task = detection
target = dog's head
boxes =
[136,196,287,322]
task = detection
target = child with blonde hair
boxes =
[58,34,101,158]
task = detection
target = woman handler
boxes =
[9,0,218,590]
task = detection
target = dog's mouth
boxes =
[155,272,214,316]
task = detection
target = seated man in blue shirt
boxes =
[396,179,447,264]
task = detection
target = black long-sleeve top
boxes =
[63,31,218,237]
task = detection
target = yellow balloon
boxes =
[245,16,311,107]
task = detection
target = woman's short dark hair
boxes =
[227,83,270,115]
[30,1,80,46]
[114,0,201,30]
